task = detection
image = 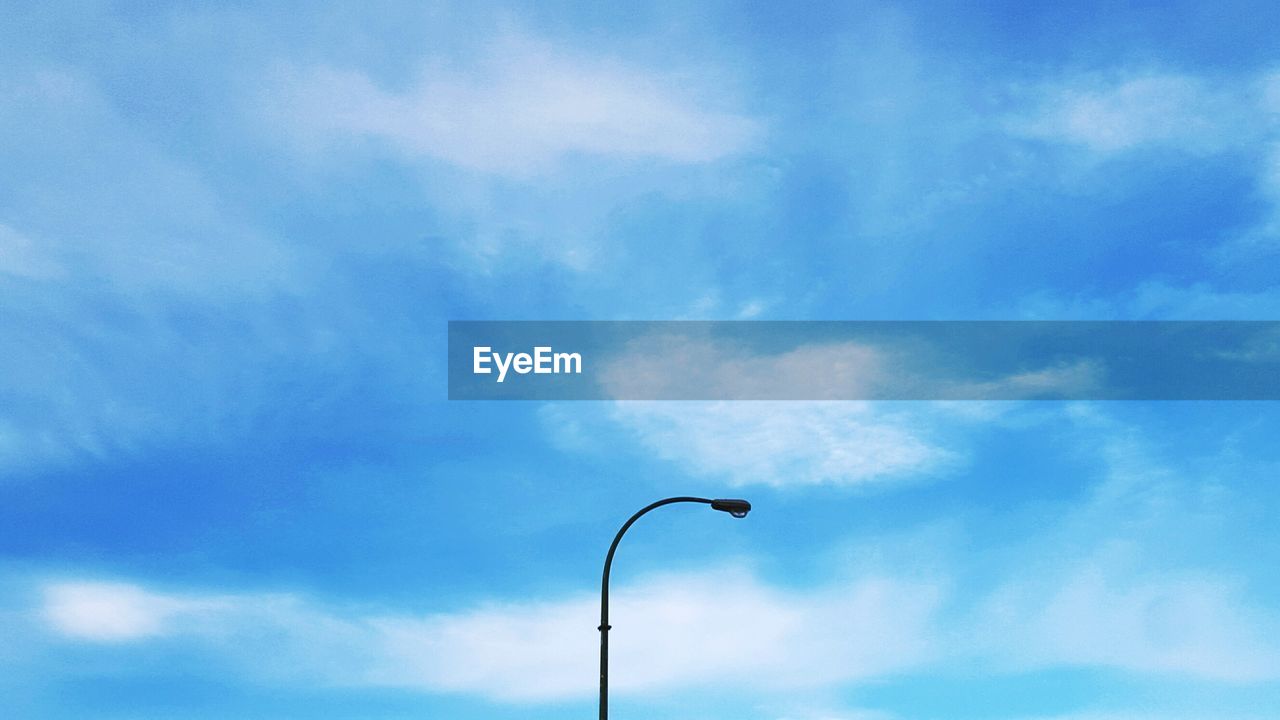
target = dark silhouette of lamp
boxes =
[598,496,752,720]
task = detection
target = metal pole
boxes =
[599,497,713,720]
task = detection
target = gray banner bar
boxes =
[447,321,1280,400]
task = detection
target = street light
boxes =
[598,496,752,720]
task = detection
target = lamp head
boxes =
[710,498,751,518]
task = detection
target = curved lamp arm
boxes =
[598,496,751,720]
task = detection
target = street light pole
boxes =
[598,496,751,720]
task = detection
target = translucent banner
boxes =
[447,321,1280,400]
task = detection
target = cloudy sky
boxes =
[2,2,1280,718]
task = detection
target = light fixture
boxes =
[598,495,753,720]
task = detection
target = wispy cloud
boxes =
[1217,134,1280,265]
[595,334,1107,401]
[607,402,954,487]
[1007,72,1252,155]
[268,32,760,176]
[0,67,294,474]
[966,405,1280,682]
[33,569,941,702]
[975,556,1280,682]
[22,405,1280,705]
[575,334,1108,488]
[1004,711,1277,720]
[0,223,64,280]
[773,710,895,720]
[42,582,230,643]
[0,68,295,299]
[1018,280,1280,319]
[598,338,887,400]
[1005,68,1280,274]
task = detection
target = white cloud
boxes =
[37,525,1280,705]
[35,570,941,702]
[270,33,760,176]
[376,570,939,700]
[1018,280,1280,319]
[0,67,304,475]
[774,710,895,720]
[584,335,1108,487]
[1008,707,1269,712]
[965,406,1280,683]
[773,707,896,712]
[0,223,64,280]
[599,337,886,400]
[1009,73,1246,155]
[29,407,1280,703]
[26,410,1280,706]
[1005,67,1280,277]
[0,69,295,299]
[737,299,770,319]
[974,560,1280,682]
[609,401,953,487]
[1215,138,1280,264]
[597,334,1111,402]
[42,582,225,642]
[948,360,1104,399]
[0,54,404,483]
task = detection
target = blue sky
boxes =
[2,2,1280,718]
